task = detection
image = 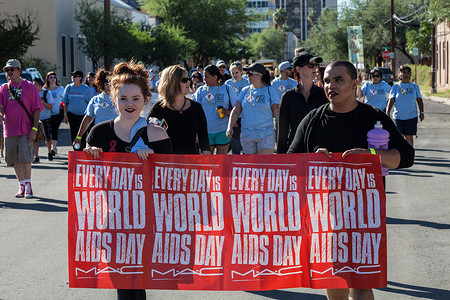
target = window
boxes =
[70,37,75,72]
[62,35,67,77]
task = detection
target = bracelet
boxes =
[75,135,82,140]
[64,113,68,116]
[31,127,38,132]
[420,112,424,115]
[369,148,376,155]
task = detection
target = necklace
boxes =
[101,93,113,111]
[398,82,411,96]
[206,85,220,105]
[171,97,186,114]
[249,85,264,106]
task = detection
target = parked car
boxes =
[0,68,44,85]
[376,67,394,86]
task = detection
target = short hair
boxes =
[110,60,151,105]
[369,68,381,78]
[229,61,243,72]
[326,60,357,80]
[33,78,44,86]
[94,69,111,92]
[44,71,60,88]
[398,65,411,73]
[158,65,189,108]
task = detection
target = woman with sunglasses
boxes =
[226,63,280,154]
[62,70,94,150]
[276,52,328,154]
[73,69,118,150]
[190,70,203,92]
[148,65,210,154]
[194,65,237,154]
[357,68,392,111]
[84,72,98,96]
[44,71,65,156]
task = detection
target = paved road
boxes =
[0,97,449,300]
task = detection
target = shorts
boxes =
[208,130,231,146]
[394,117,418,135]
[5,135,34,167]
[241,131,275,154]
[41,118,52,141]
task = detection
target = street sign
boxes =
[382,50,390,60]
[413,47,419,56]
[382,46,391,50]
[390,52,395,59]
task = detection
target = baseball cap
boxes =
[278,61,292,72]
[3,59,21,71]
[216,60,226,67]
[293,52,323,68]
[70,70,84,77]
[243,63,266,75]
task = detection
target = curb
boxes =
[423,95,450,106]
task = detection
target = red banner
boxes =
[68,152,386,290]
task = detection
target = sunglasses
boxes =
[371,74,381,78]
[300,63,320,69]
[218,65,227,69]
[48,76,57,79]
[72,75,81,78]
[4,68,15,72]
[246,72,260,77]
[181,77,191,83]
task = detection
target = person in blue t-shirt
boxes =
[227,63,281,154]
[33,78,54,162]
[193,65,237,154]
[225,61,250,154]
[387,65,424,146]
[357,68,392,111]
[271,61,297,98]
[62,70,94,150]
[73,69,118,150]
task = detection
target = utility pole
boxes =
[390,0,395,80]
[431,20,436,93]
[104,0,111,71]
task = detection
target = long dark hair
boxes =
[204,65,224,84]
[44,71,60,88]
[262,70,271,86]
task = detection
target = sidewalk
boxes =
[424,94,450,106]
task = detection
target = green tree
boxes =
[142,0,250,66]
[406,20,432,55]
[0,10,40,65]
[130,23,195,69]
[273,8,287,30]
[75,0,136,69]
[247,27,286,61]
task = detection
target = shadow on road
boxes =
[386,217,450,230]
[247,290,326,299]
[0,200,67,212]
[378,281,450,299]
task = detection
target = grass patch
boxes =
[419,84,450,98]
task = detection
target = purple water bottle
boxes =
[367,121,390,176]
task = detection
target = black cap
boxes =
[243,62,266,74]
[293,52,323,68]
[70,70,84,77]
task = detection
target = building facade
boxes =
[275,0,337,40]
[246,0,277,34]
[436,21,449,89]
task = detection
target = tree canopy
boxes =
[141,0,250,66]
[0,10,40,65]
[246,27,287,62]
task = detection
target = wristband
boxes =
[369,148,376,155]
[64,113,68,116]
[420,112,424,115]
[32,127,38,132]
[75,135,82,140]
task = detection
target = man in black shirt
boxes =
[288,60,414,300]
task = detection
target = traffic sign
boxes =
[382,50,390,60]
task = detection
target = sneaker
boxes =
[33,156,40,164]
[48,152,53,161]
[52,148,57,155]
[15,184,25,198]
[25,182,33,199]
